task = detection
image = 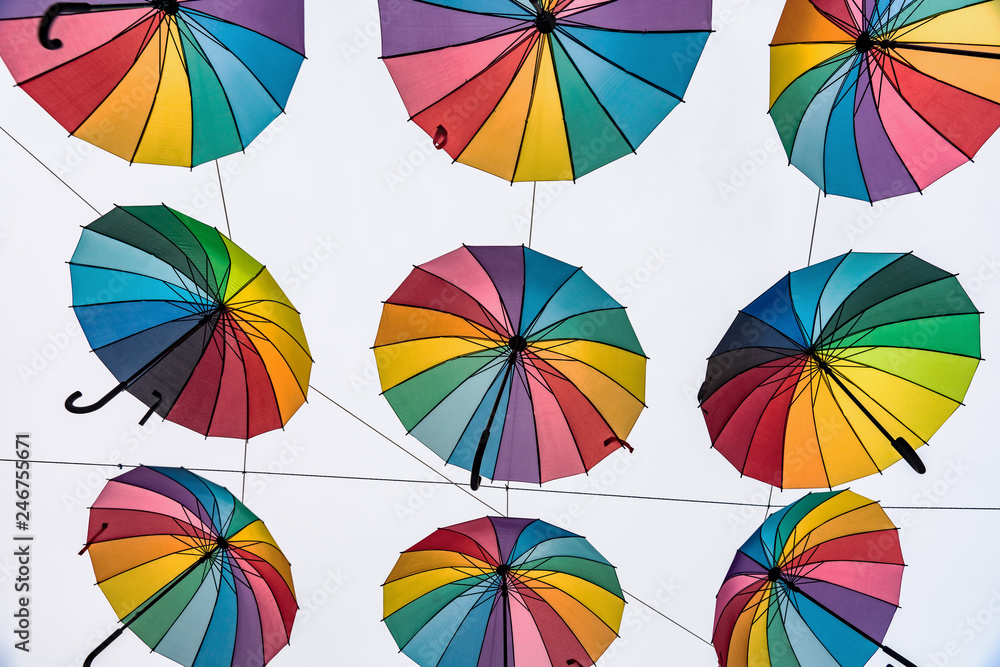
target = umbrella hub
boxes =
[508,334,528,353]
[215,535,229,550]
[855,30,874,53]
[767,566,783,583]
[151,0,180,14]
[496,563,512,595]
[535,10,557,34]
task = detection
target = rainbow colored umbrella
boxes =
[0,0,304,167]
[383,516,624,667]
[769,0,1000,201]
[67,205,312,439]
[378,0,712,182]
[374,245,646,488]
[713,490,914,667]
[81,466,296,667]
[698,251,980,488]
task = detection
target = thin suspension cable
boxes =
[807,187,820,266]
[765,486,773,517]
[623,590,712,646]
[308,384,503,515]
[240,440,248,502]
[1,124,101,216]
[9,456,1000,512]
[215,159,232,238]
[528,181,536,248]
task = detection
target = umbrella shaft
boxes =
[884,41,1000,60]
[83,549,214,667]
[822,368,895,443]
[786,580,918,667]
[471,356,516,488]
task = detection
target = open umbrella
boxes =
[80,466,296,667]
[769,0,1000,201]
[374,245,646,489]
[0,0,305,167]
[378,0,712,182]
[67,204,312,439]
[713,489,915,667]
[698,251,981,488]
[383,515,624,667]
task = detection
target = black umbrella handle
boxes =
[884,643,920,667]
[65,382,127,414]
[82,625,125,667]
[470,357,516,490]
[39,2,93,49]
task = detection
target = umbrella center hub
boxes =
[855,31,874,52]
[496,564,512,594]
[152,0,180,14]
[767,566,783,582]
[508,335,528,353]
[535,10,557,33]
[215,535,229,550]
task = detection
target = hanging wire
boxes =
[215,159,232,238]
[309,384,503,515]
[9,455,1000,513]
[624,591,712,646]
[1,124,101,216]
[528,181,537,248]
[807,187,821,266]
[240,440,248,502]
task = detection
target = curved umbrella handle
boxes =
[39,2,93,49]
[82,626,125,667]
[65,382,127,414]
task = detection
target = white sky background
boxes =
[2,1,1000,666]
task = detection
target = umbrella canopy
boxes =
[0,0,305,167]
[82,466,296,667]
[769,0,1000,201]
[67,204,312,439]
[713,490,909,667]
[378,0,712,182]
[383,515,624,667]
[698,251,981,488]
[374,245,646,488]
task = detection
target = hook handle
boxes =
[39,2,93,49]
[138,390,163,425]
[65,382,126,414]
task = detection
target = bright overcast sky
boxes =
[3,1,1000,667]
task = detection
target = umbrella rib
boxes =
[875,46,989,160]
[528,343,645,405]
[81,207,219,299]
[225,298,315,365]
[407,265,513,335]
[553,25,685,103]
[68,258,213,305]
[519,265,582,337]
[506,31,547,181]
[151,206,225,297]
[206,311,242,437]
[125,16,175,164]
[10,7,156,81]
[180,10,299,118]
[530,308,647,357]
